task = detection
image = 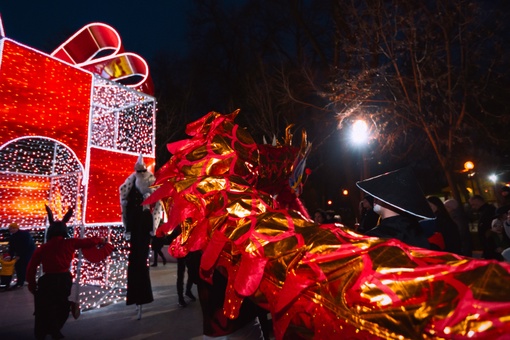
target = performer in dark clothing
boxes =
[166,225,197,307]
[26,206,113,340]
[367,214,430,249]
[8,222,36,287]
[164,226,268,338]
[356,167,434,249]
[199,267,267,339]
[125,185,154,307]
[151,234,167,267]
[119,155,155,319]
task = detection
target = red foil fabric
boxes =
[81,242,115,263]
[146,110,510,339]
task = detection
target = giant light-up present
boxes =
[0,18,156,308]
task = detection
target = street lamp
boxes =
[351,120,370,181]
[489,173,499,204]
[464,161,476,195]
[489,174,498,184]
[351,120,369,146]
[464,161,474,172]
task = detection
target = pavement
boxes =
[0,260,204,340]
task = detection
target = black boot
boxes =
[185,290,196,301]
[178,296,187,307]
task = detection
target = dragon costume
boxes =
[145,110,510,339]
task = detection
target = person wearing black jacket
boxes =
[356,167,434,249]
[8,222,35,287]
[469,195,496,253]
[357,195,379,234]
[166,225,197,307]
[426,196,462,255]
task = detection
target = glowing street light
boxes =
[489,174,498,184]
[349,119,373,221]
[351,120,369,145]
[350,119,371,204]
[463,161,476,194]
[464,161,474,172]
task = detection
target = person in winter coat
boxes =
[469,195,496,254]
[0,253,17,290]
[8,222,35,287]
[426,196,463,255]
[484,218,510,261]
[444,199,473,257]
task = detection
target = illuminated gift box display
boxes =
[0,20,155,309]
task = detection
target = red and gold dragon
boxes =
[146,110,510,339]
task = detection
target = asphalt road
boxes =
[0,261,204,340]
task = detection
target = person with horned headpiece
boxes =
[27,206,113,340]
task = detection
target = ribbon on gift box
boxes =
[51,22,154,95]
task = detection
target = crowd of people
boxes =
[350,169,510,262]
[310,167,510,263]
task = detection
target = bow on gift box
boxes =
[51,22,154,95]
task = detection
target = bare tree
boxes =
[152,0,510,207]
[151,52,199,168]
[186,0,336,142]
[325,0,510,203]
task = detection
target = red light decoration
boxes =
[0,25,155,308]
[0,40,92,163]
[51,23,154,95]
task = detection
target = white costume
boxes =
[119,154,163,234]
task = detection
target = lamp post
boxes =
[351,120,370,180]
[489,173,498,204]
[464,161,475,195]
[350,119,371,225]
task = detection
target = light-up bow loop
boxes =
[51,23,154,95]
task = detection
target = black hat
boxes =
[363,194,374,206]
[356,167,435,220]
[494,205,510,219]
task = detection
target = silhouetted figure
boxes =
[313,209,327,225]
[444,199,473,257]
[151,234,167,267]
[166,225,197,307]
[358,195,379,234]
[119,155,155,319]
[427,196,462,255]
[356,167,433,249]
[8,222,35,287]
[484,218,510,261]
[166,226,268,339]
[469,195,496,253]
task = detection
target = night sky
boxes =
[0,1,193,61]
